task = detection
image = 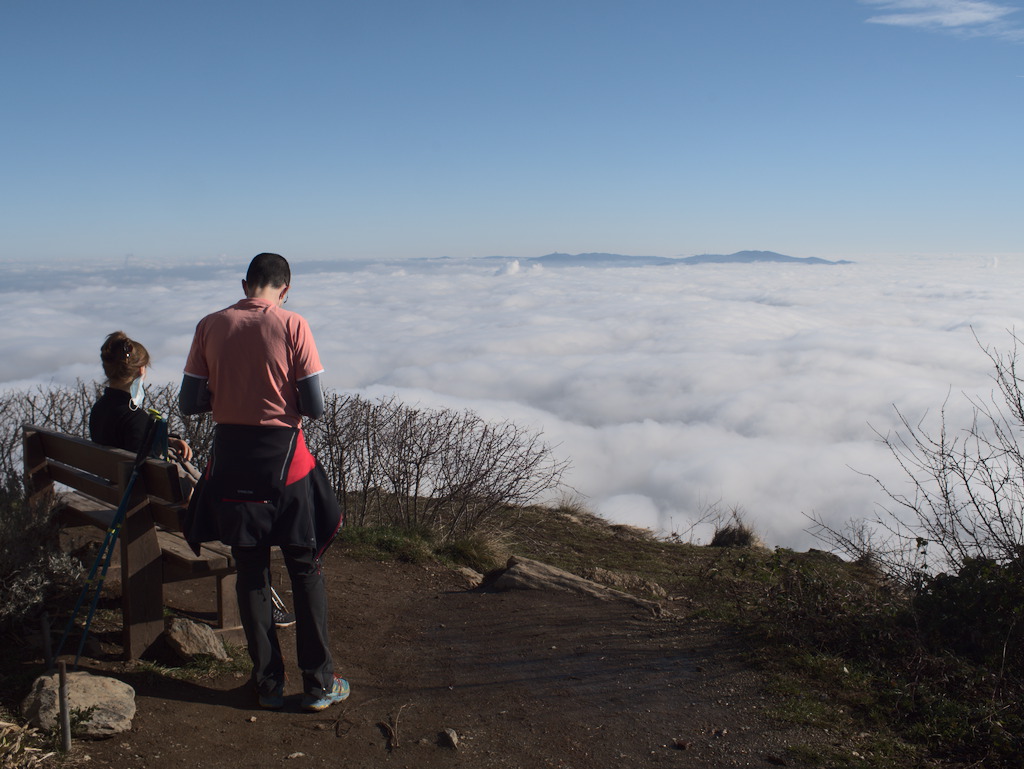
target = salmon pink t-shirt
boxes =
[183,298,324,428]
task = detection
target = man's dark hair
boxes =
[246,252,291,289]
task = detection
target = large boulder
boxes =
[22,671,135,738]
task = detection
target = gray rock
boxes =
[165,617,229,661]
[493,556,663,614]
[455,566,484,588]
[581,566,668,598]
[441,728,460,748]
[22,671,135,738]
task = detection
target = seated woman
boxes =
[89,331,194,464]
[90,331,295,628]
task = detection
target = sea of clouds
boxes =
[3,253,1021,549]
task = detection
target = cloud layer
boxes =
[2,253,1021,549]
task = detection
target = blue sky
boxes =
[3,0,1022,263]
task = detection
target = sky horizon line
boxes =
[3,248,1022,271]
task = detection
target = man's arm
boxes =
[297,373,325,419]
[179,374,212,415]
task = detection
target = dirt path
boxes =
[57,554,815,768]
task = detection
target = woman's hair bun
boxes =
[100,331,150,384]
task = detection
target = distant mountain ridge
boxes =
[512,250,852,267]
[681,250,852,265]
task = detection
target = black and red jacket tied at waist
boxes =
[184,424,342,560]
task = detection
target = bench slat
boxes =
[25,426,134,480]
[47,464,123,507]
[159,532,233,579]
[59,491,118,530]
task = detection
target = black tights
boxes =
[232,545,334,696]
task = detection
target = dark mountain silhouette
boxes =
[681,250,852,265]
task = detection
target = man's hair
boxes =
[246,252,291,289]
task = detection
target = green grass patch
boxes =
[131,642,249,682]
[435,534,504,574]
[337,524,506,573]
[336,525,434,563]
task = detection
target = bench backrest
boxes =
[22,423,186,530]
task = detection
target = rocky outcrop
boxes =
[22,671,135,738]
[492,556,663,614]
[580,566,667,598]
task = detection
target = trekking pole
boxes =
[55,415,164,667]
[146,407,170,459]
[270,587,287,613]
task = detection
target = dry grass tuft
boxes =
[0,720,56,768]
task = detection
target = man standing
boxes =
[180,252,347,712]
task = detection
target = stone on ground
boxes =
[22,671,135,738]
[165,617,229,661]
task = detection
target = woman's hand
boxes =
[169,437,193,463]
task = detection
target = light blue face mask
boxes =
[129,375,146,409]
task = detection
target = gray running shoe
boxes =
[301,675,350,712]
[272,605,296,628]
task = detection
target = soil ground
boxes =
[12,547,841,769]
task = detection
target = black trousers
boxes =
[232,545,334,697]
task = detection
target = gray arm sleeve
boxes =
[179,375,212,416]
[297,373,325,419]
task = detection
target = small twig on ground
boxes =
[377,703,408,752]
[331,695,382,737]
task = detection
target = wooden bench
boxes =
[22,423,244,660]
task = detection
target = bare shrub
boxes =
[709,506,762,548]
[3,383,568,545]
[307,391,569,539]
[661,496,736,545]
[302,391,383,527]
[813,333,1024,584]
[7,382,95,437]
[0,383,100,506]
[806,332,1024,703]
[804,512,919,585]
[0,492,80,628]
[0,394,26,507]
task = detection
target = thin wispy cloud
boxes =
[864,0,1024,39]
